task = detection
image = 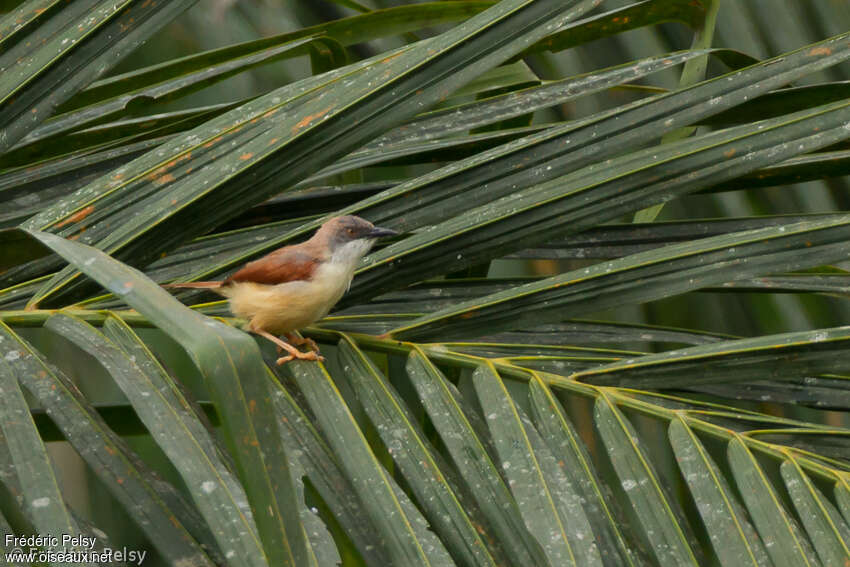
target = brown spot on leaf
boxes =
[203,136,223,148]
[291,106,333,134]
[724,149,736,158]
[380,51,405,64]
[808,47,832,56]
[155,173,175,185]
[240,153,253,160]
[55,205,95,228]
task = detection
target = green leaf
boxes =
[2,102,233,171]
[745,430,850,464]
[837,482,850,527]
[389,215,850,341]
[706,150,850,192]
[15,36,320,155]
[694,376,850,411]
[527,376,639,566]
[337,337,500,566]
[508,214,845,260]
[98,316,232,467]
[525,0,706,55]
[304,124,548,185]
[492,319,732,347]
[5,3,850,564]
[472,363,601,566]
[156,25,850,291]
[372,50,710,146]
[43,312,265,566]
[282,442,339,567]
[575,325,850,389]
[3,12,734,173]
[345,102,850,310]
[405,349,549,566]
[0,503,19,564]
[0,344,92,564]
[25,0,603,307]
[0,0,198,151]
[668,418,771,566]
[709,82,850,127]
[449,60,540,99]
[270,372,392,566]
[634,0,719,223]
[0,138,160,229]
[0,322,220,565]
[22,229,310,566]
[58,1,497,110]
[284,356,454,566]
[780,459,850,566]
[593,395,700,566]
[727,437,822,567]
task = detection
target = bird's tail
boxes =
[163,281,223,289]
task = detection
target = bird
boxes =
[165,215,397,364]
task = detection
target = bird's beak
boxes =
[367,226,398,239]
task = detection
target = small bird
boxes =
[166,216,397,364]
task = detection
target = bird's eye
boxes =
[347,228,355,235]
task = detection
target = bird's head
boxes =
[316,215,398,265]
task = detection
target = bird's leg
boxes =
[284,332,320,353]
[249,327,324,365]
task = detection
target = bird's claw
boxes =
[283,334,320,352]
[276,351,324,365]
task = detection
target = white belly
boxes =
[222,263,352,334]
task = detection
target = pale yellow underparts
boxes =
[223,239,371,334]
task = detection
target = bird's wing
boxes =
[225,246,321,286]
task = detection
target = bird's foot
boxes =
[276,350,325,365]
[251,328,324,364]
[277,333,323,364]
[284,333,320,352]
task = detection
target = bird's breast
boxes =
[309,260,355,306]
